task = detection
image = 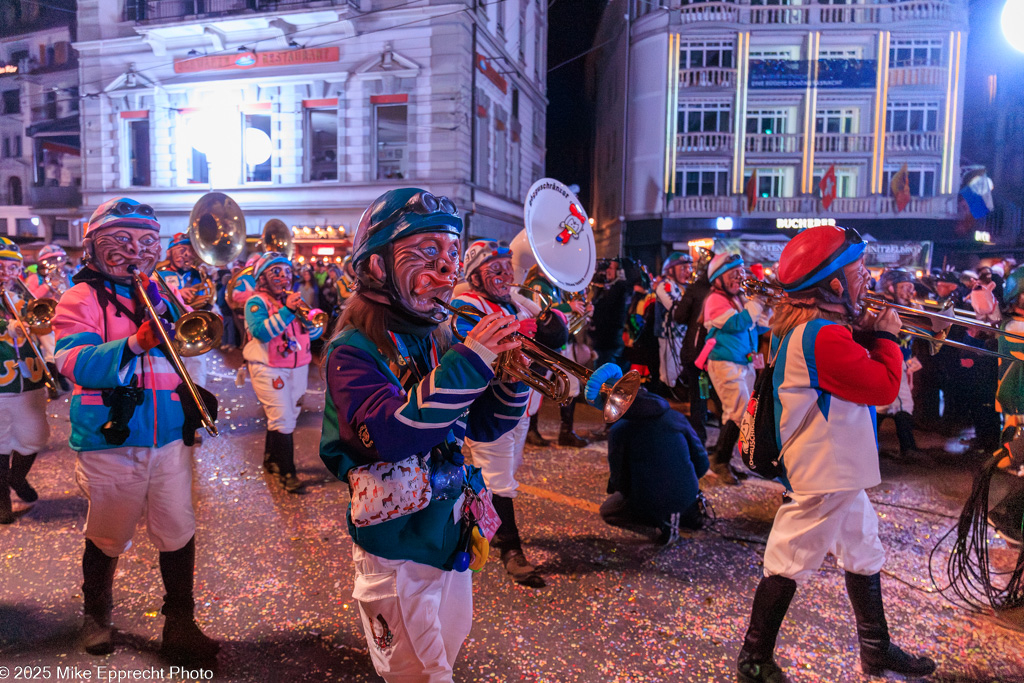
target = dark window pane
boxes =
[909,109,924,131]
[926,110,937,131]
[686,171,699,196]
[688,111,701,132]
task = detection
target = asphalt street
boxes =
[2,348,1024,682]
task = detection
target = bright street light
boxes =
[1002,0,1024,53]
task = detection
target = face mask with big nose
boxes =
[90,228,162,282]
[387,232,461,323]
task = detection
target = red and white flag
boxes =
[819,164,837,210]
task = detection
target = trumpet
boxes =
[11,279,57,334]
[1,288,60,396]
[152,272,224,358]
[741,278,1024,363]
[129,266,218,436]
[434,297,641,423]
[293,298,329,336]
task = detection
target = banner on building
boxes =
[748,59,877,89]
[864,241,933,271]
[715,238,788,265]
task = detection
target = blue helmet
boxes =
[351,188,462,266]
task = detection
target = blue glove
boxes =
[136,272,164,309]
[586,363,623,406]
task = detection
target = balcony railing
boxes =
[28,185,81,209]
[124,0,352,22]
[744,133,801,154]
[677,132,734,153]
[888,66,947,87]
[667,193,956,218]
[885,131,943,152]
[814,133,873,154]
[666,0,966,28]
[679,67,736,88]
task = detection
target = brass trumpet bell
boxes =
[295,301,329,336]
[22,297,57,333]
[189,192,247,267]
[175,311,224,358]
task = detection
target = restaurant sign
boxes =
[174,47,340,74]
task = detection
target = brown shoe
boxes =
[81,614,115,656]
[501,549,546,588]
[710,462,739,486]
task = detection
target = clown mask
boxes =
[169,243,197,271]
[0,259,22,291]
[259,263,294,299]
[90,227,162,282]
[474,257,514,304]
[367,232,460,323]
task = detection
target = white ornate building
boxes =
[590,0,969,260]
[75,0,548,251]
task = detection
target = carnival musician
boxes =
[0,237,51,525]
[243,252,324,493]
[159,233,216,390]
[51,198,219,665]
[874,269,922,458]
[453,239,568,588]
[26,243,70,389]
[319,188,528,681]
[736,225,934,682]
[524,263,591,447]
[654,251,692,395]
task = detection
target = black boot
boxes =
[893,412,920,457]
[81,539,118,655]
[275,432,304,493]
[711,421,741,486]
[526,413,550,447]
[263,430,279,475]
[737,575,797,683]
[159,536,220,666]
[491,495,545,588]
[9,453,38,503]
[844,572,936,678]
[558,400,588,448]
[0,454,13,524]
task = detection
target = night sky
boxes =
[545,0,605,205]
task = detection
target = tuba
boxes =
[225,218,295,306]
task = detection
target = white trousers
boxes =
[0,389,49,454]
[659,336,682,387]
[75,440,196,557]
[352,545,473,683]
[707,359,756,425]
[183,354,209,389]
[464,412,529,498]
[878,362,914,415]
[763,489,887,584]
[248,362,308,434]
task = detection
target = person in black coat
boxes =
[589,259,631,371]
[600,389,710,545]
[674,268,713,443]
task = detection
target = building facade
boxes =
[0,0,83,252]
[591,0,969,262]
[75,0,548,251]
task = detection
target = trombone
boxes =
[742,279,1024,363]
[11,279,57,335]
[152,272,224,357]
[434,297,641,423]
[129,266,218,436]
[1,288,60,396]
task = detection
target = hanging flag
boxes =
[819,164,837,210]
[890,163,911,212]
[745,170,758,212]
[959,168,994,219]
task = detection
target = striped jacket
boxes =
[52,279,186,452]
[703,290,769,364]
[320,326,528,569]
[243,292,323,368]
[0,290,48,395]
[773,320,902,494]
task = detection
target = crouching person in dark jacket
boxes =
[600,389,710,545]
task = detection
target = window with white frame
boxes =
[178,112,210,185]
[750,0,794,6]
[243,113,273,183]
[886,101,939,132]
[889,39,943,68]
[819,47,862,58]
[127,118,151,187]
[749,47,798,60]
[882,165,937,197]
[306,107,338,182]
[812,166,858,198]
[679,101,731,133]
[815,108,857,134]
[746,108,789,135]
[676,167,729,196]
[743,167,790,197]
[680,40,734,69]
[375,103,408,180]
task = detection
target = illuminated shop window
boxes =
[243,113,273,183]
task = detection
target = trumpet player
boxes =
[319,188,527,681]
[27,244,71,299]
[736,226,934,682]
[874,269,922,459]
[160,233,217,390]
[453,239,565,588]
[243,252,325,493]
[0,238,51,526]
[51,198,219,665]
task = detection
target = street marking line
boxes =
[518,484,600,514]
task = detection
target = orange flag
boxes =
[745,170,758,212]
[890,163,911,212]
